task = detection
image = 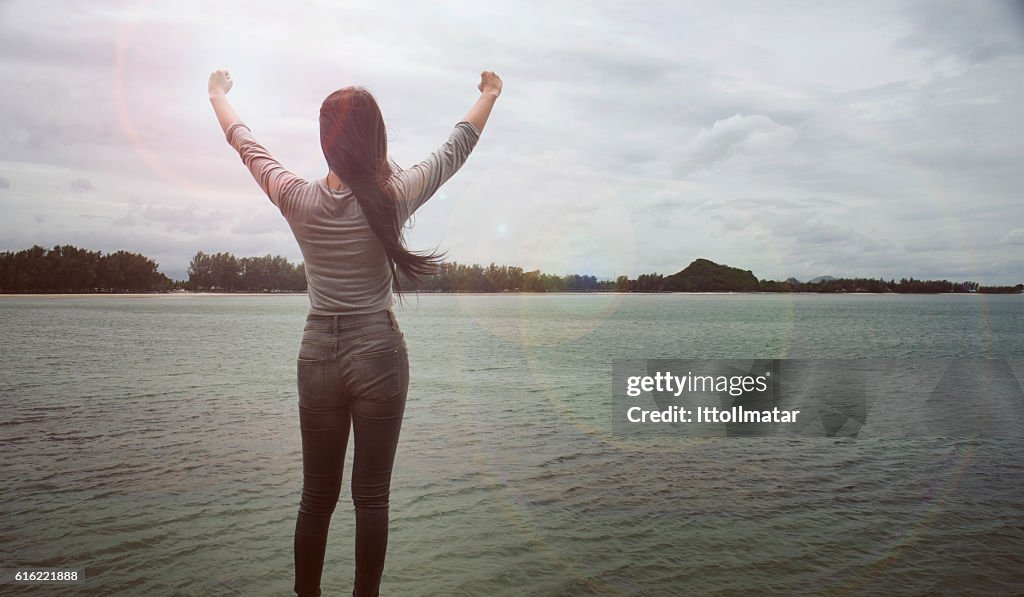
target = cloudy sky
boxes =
[2,0,1022,283]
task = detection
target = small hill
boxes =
[663,258,760,292]
[808,275,835,283]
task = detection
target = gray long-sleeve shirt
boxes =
[225,120,480,315]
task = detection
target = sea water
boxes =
[2,293,1022,595]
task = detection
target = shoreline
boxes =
[1,291,1017,298]
[0,292,309,298]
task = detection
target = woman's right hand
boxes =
[208,69,233,98]
[478,71,502,98]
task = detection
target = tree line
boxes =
[602,273,1020,294]
[1,245,1020,294]
[387,259,1023,294]
[0,245,172,292]
[757,277,1022,294]
[186,251,306,291]
[398,262,617,292]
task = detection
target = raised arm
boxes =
[208,69,305,218]
[392,71,501,223]
[461,70,502,134]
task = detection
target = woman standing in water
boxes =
[208,68,501,596]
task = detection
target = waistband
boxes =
[305,308,397,333]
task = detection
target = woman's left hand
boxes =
[208,69,233,97]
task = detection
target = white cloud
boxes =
[1003,229,1024,246]
[676,114,798,174]
[68,178,94,192]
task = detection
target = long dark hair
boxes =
[319,87,444,295]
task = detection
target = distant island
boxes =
[1,244,1021,294]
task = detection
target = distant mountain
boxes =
[785,277,802,285]
[808,275,836,283]
[663,258,760,292]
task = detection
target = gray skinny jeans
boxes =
[292,308,409,597]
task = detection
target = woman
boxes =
[208,68,501,596]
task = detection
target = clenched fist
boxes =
[208,69,233,97]
[478,71,502,98]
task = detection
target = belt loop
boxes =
[332,314,339,335]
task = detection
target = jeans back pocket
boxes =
[297,334,333,409]
[345,331,408,402]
